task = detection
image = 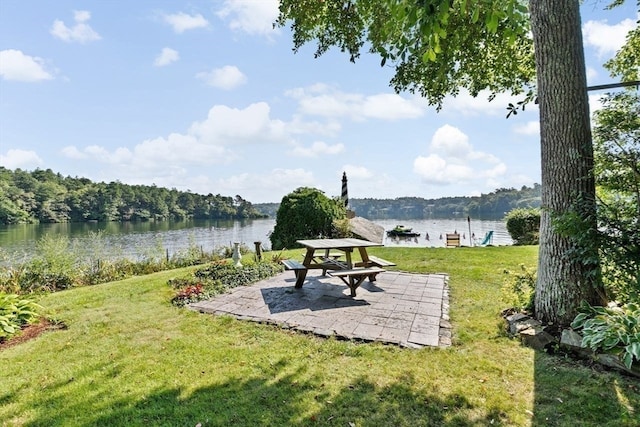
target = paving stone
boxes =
[360,315,387,327]
[408,331,440,347]
[385,317,413,330]
[380,327,410,342]
[389,311,415,322]
[353,323,384,339]
[414,314,441,326]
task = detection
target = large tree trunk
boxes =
[529,0,605,326]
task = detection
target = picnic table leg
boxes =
[295,249,314,288]
[348,275,368,297]
[358,247,371,266]
[321,248,329,276]
[294,269,308,288]
[344,248,354,269]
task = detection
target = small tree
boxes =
[592,91,640,302]
[270,187,347,250]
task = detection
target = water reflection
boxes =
[0,217,512,265]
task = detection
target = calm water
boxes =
[0,217,511,263]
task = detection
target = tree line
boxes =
[255,184,541,220]
[0,167,266,224]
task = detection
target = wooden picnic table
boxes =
[289,238,394,296]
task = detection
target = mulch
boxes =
[0,318,66,351]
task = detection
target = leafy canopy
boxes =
[276,0,535,108]
[592,91,640,302]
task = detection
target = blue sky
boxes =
[0,1,637,203]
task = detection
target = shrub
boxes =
[0,293,42,341]
[170,283,205,306]
[169,260,283,306]
[571,302,640,369]
[270,187,347,250]
[502,264,536,312]
[505,208,540,245]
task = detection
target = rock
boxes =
[559,329,592,357]
[519,326,556,351]
[505,312,529,323]
[596,354,640,379]
[505,313,542,336]
[349,216,385,244]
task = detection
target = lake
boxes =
[0,217,512,264]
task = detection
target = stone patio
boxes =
[189,270,451,348]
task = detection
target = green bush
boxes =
[571,302,640,369]
[169,260,284,306]
[0,293,42,341]
[505,208,540,245]
[270,187,346,250]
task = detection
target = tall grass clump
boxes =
[0,233,258,295]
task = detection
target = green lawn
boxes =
[1,246,638,426]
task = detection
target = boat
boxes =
[386,225,421,238]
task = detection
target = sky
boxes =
[0,1,637,204]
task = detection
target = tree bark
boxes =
[530,0,605,326]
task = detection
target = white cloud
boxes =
[430,125,473,160]
[586,66,598,82]
[217,0,280,37]
[154,47,179,67]
[188,102,285,143]
[413,154,475,184]
[583,18,636,58]
[513,120,539,135]
[196,65,247,89]
[0,50,54,82]
[291,141,345,157]
[209,168,315,202]
[361,94,426,120]
[163,12,209,33]
[413,124,506,186]
[62,102,291,182]
[61,146,87,159]
[442,89,533,116]
[0,149,43,169]
[286,84,425,121]
[342,165,373,179]
[51,10,101,43]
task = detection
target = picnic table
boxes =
[283,238,395,296]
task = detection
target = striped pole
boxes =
[341,172,348,207]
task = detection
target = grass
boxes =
[1,246,638,426]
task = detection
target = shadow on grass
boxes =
[533,352,640,427]
[24,362,508,427]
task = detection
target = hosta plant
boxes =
[571,302,640,369]
[0,293,42,341]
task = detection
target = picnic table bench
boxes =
[367,255,396,267]
[281,259,307,280]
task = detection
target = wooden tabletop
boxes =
[296,238,383,250]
